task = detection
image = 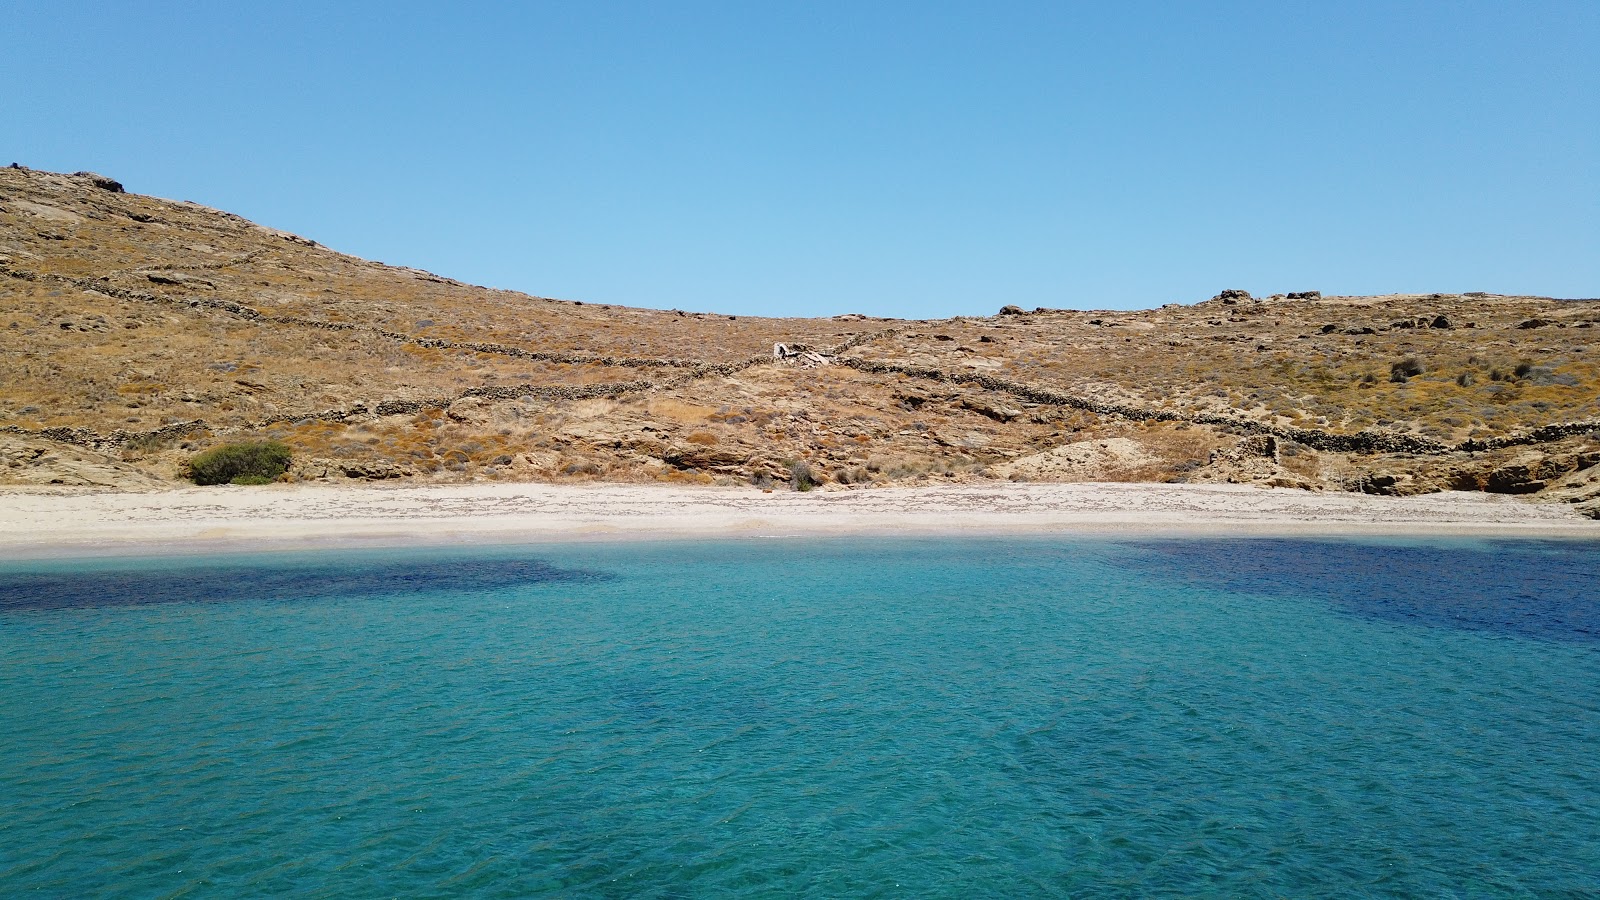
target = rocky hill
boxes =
[3,165,1597,516]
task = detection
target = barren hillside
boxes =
[3,165,1597,516]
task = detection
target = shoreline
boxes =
[2,481,1596,560]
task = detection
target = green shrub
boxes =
[186,441,291,485]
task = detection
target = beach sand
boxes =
[1,481,1595,558]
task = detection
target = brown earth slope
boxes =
[3,165,1598,516]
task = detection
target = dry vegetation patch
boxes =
[3,167,1597,513]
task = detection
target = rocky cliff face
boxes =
[3,165,1597,516]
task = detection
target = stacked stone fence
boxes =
[1456,421,1600,452]
[836,356,1451,455]
[1,419,209,453]
[7,265,1592,460]
[4,267,711,371]
[6,266,909,379]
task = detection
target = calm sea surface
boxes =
[2,536,1598,897]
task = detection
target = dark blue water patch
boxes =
[1116,538,1600,644]
[0,554,611,612]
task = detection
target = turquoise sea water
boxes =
[2,536,1598,897]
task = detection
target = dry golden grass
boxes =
[4,166,1597,497]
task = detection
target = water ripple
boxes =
[2,537,1599,896]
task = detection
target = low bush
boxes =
[1390,358,1424,383]
[834,465,872,485]
[787,459,819,492]
[186,441,291,485]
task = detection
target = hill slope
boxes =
[3,165,1597,516]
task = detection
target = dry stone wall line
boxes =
[651,328,905,389]
[7,263,907,376]
[1456,421,1600,452]
[835,356,1459,455]
[8,263,1592,458]
[3,266,711,371]
[0,280,907,453]
[0,376,666,452]
[0,328,906,453]
[824,327,1598,454]
[831,326,904,353]
[117,251,267,276]
[1,419,210,454]
[206,378,663,433]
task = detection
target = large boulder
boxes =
[71,171,123,192]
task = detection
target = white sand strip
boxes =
[1,482,1594,558]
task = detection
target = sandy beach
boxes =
[1,481,1595,558]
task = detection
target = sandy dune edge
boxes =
[1,482,1595,558]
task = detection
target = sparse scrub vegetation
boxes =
[7,165,1600,494]
[834,465,872,485]
[787,459,819,491]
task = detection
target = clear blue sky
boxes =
[6,2,1597,317]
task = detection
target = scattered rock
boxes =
[446,397,492,424]
[1449,449,1600,495]
[341,460,412,479]
[146,271,214,288]
[1212,289,1253,304]
[1212,434,1278,463]
[1286,291,1321,300]
[71,171,123,193]
[0,434,168,488]
[663,444,749,472]
[1351,473,1415,496]
[774,343,832,366]
[992,438,1155,481]
[960,398,1024,423]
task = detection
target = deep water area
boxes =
[3,536,1598,896]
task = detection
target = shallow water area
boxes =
[3,536,1598,896]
